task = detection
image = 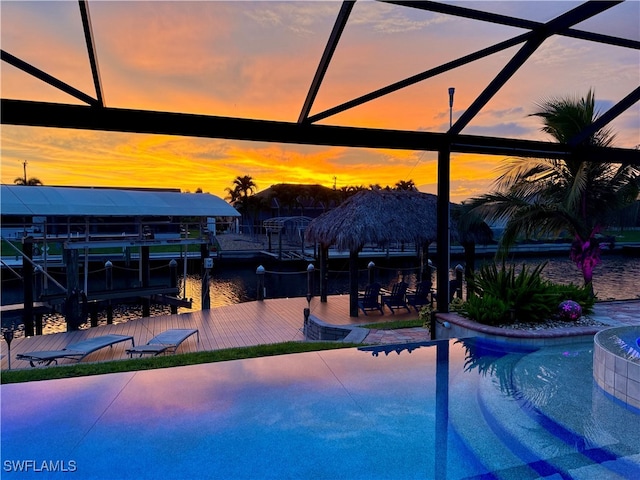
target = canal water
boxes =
[2,253,639,337]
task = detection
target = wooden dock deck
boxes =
[1,295,419,370]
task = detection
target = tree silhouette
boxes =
[13,177,43,186]
[14,160,43,185]
[394,179,417,191]
[225,175,258,234]
[468,90,639,293]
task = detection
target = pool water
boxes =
[2,338,639,479]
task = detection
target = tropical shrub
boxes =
[461,294,510,326]
[462,261,594,325]
[468,262,555,323]
[449,297,465,313]
[545,282,595,314]
[418,305,433,331]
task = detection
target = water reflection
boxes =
[3,253,640,337]
[358,341,433,357]
[3,337,638,478]
[496,254,640,301]
[200,253,640,306]
[456,338,538,392]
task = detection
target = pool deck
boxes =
[2,296,639,370]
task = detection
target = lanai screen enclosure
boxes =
[2,0,638,311]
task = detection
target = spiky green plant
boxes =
[463,261,594,325]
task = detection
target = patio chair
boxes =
[126,328,199,357]
[16,334,135,367]
[406,280,433,313]
[358,282,384,315]
[381,281,410,314]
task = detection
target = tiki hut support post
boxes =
[319,244,328,303]
[349,250,359,317]
[420,241,430,282]
[437,146,451,313]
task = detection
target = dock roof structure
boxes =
[1,185,240,218]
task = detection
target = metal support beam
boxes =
[22,241,35,337]
[298,1,355,123]
[383,0,540,30]
[78,0,105,107]
[306,32,531,124]
[449,1,620,135]
[307,2,637,125]
[569,86,640,146]
[3,100,638,164]
[382,1,638,50]
[0,50,98,106]
[436,146,451,313]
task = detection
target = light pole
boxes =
[306,263,315,308]
[448,87,455,128]
[304,263,315,339]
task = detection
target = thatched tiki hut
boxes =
[305,189,447,317]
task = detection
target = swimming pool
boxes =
[2,338,639,479]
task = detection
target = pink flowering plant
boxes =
[570,227,602,288]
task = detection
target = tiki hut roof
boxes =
[305,189,454,251]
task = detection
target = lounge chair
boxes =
[126,328,199,357]
[381,281,410,314]
[358,283,384,315]
[406,280,433,312]
[16,334,134,367]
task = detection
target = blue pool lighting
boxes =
[2,338,639,479]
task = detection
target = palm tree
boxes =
[394,179,417,191]
[337,185,366,202]
[14,160,43,185]
[469,90,639,293]
[224,187,240,204]
[225,175,257,207]
[226,175,256,202]
[225,175,258,234]
[14,177,43,186]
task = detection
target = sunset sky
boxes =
[1,1,638,203]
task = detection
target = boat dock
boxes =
[3,295,640,371]
[0,295,409,370]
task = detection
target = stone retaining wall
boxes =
[434,312,602,347]
[304,314,368,343]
